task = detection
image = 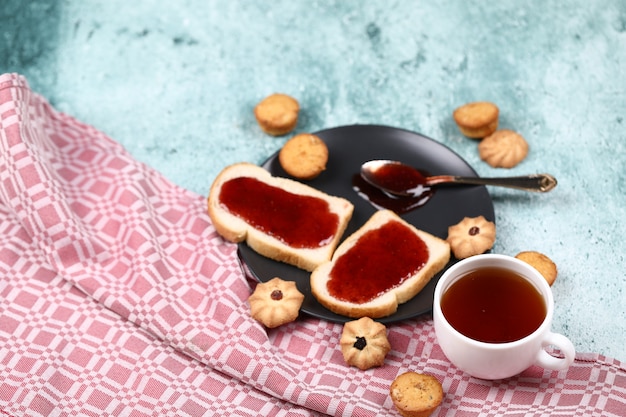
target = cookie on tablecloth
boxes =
[340,317,391,370]
[390,372,444,417]
[248,277,304,328]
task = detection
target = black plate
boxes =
[237,125,495,323]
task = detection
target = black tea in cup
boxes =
[440,267,546,343]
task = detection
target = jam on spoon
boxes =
[360,160,557,198]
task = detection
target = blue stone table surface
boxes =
[2,1,625,361]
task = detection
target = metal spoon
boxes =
[360,160,557,198]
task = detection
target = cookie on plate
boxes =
[515,251,558,286]
[340,317,391,370]
[478,129,529,168]
[248,277,304,328]
[446,215,496,259]
[254,93,299,136]
[279,133,329,180]
[453,101,499,139]
[390,372,444,417]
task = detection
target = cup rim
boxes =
[433,254,555,348]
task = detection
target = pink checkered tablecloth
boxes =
[0,72,624,417]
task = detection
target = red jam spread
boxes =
[327,220,429,304]
[219,177,340,248]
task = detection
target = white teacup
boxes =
[433,254,575,380]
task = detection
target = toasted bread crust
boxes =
[207,162,354,271]
[310,210,450,318]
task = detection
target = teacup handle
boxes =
[535,332,576,371]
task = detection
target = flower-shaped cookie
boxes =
[446,216,496,259]
[340,317,391,370]
[248,277,304,328]
[478,129,529,168]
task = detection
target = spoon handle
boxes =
[426,173,558,192]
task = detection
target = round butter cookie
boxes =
[254,93,299,136]
[390,372,444,417]
[478,129,529,168]
[279,133,329,180]
[446,215,496,259]
[340,317,391,370]
[453,101,499,139]
[515,251,558,286]
[248,277,304,328]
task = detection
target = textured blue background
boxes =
[2,0,625,360]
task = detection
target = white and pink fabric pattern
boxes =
[0,73,624,416]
